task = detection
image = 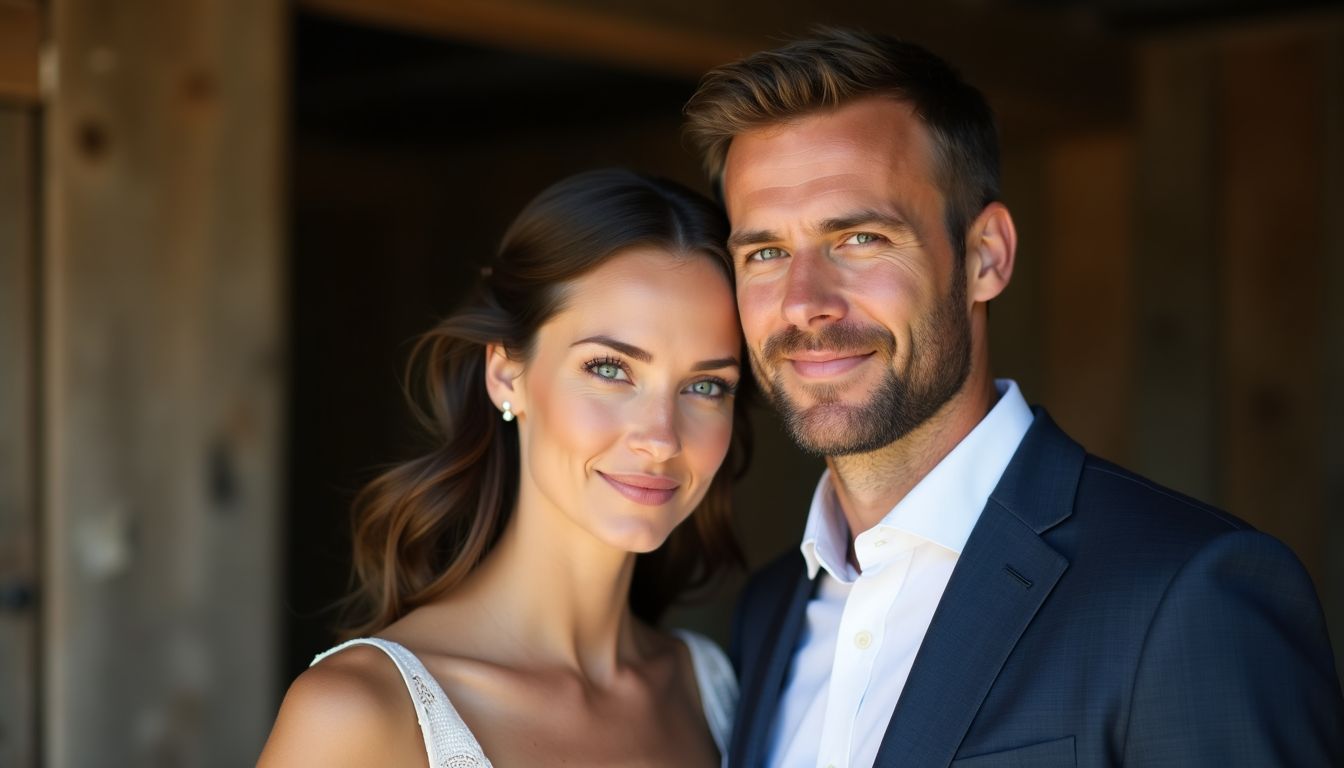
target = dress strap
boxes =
[672,629,739,758]
[311,638,493,768]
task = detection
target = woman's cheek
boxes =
[687,406,734,475]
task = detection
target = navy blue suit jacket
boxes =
[729,410,1344,767]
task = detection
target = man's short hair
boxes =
[684,28,1001,259]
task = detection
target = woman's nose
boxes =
[626,397,681,463]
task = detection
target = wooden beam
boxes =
[299,0,759,76]
[0,2,41,103]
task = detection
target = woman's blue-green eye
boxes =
[687,380,726,397]
[595,362,623,379]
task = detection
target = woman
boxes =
[259,168,748,766]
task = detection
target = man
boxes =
[685,29,1343,767]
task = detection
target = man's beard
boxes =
[753,280,972,457]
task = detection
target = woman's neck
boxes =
[449,490,645,684]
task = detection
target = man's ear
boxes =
[965,202,1017,304]
[484,343,526,420]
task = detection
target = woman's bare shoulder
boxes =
[257,644,425,767]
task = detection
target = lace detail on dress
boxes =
[311,638,493,768]
[411,674,437,707]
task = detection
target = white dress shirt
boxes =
[767,380,1034,768]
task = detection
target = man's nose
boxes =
[781,251,847,330]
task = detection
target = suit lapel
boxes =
[872,410,1082,767]
[732,565,817,768]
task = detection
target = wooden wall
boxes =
[1131,21,1344,658]
[41,0,285,765]
[0,3,42,764]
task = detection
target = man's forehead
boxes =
[722,99,933,197]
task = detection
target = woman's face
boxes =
[502,247,741,554]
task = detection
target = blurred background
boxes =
[1,0,1342,765]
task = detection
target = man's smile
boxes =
[784,350,876,379]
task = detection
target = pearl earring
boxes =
[501,400,514,422]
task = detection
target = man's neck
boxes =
[827,375,998,540]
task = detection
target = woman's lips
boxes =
[598,472,680,506]
[787,351,874,378]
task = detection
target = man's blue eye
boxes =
[750,247,786,261]
[845,232,882,245]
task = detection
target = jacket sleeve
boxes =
[1122,529,1344,765]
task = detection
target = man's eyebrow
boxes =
[727,228,779,253]
[572,336,651,362]
[817,210,915,235]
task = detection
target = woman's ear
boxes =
[484,343,526,421]
[966,202,1017,304]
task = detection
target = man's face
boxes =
[722,96,972,456]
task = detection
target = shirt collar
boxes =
[799,379,1034,582]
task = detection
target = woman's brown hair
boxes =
[342,168,749,637]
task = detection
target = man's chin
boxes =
[783,402,874,456]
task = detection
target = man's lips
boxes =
[597,472,680,506]
[785,351,875,378]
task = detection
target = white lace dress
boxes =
[311,629,738,768]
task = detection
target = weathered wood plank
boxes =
[1215,33,1326,579]
[43,0,284,764]
[1041,132,1136,465]
[0,2,40,103]
[1132,39,1218,501]
[0,104,38,768]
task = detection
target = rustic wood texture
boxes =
[1041,133,1136,465]
[43,0,285,765]
[1133,40,1219,502]
[1215,33,1327,579]
[0,105,38,768]
[0,2,41,103]
[1131,20,1342,664]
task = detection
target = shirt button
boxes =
[874,538,888,547]
[854,630,873,650]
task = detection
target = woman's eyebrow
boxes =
[692,357,741,372]
[574,336,739,372]
[573,335,651,362]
